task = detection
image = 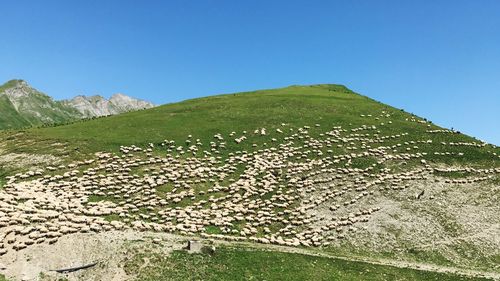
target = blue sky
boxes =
[1,0,499,144]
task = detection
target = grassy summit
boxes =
[2,84,497,167]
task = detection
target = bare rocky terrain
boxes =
[0,231,185,281]
[61,93,154,118]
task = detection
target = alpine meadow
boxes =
[1,1,499,281]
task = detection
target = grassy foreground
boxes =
[124,246,489,281]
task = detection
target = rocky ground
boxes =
[0,231,184,281]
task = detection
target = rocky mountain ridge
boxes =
[62,93,155,118]
[0,79,155,129]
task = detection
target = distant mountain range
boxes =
[0,79,155,129]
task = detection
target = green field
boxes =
[124,246,490,281]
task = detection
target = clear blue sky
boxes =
[1,1,499,144]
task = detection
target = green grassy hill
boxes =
[2,84,498,165]
[0,84,498,281]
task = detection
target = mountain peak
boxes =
[110,93,127,98]
[5,79,27,85]
[0,79,156,129]
[63,92,155,118]
[0,79,50,101]
[0,79,30,92]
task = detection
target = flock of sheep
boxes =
[0,114,498,256]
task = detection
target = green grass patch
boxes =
[406,247,454,268]
[0,167,8,189]
[124,246,490,281]
[87,194,109,202]
[205,226,222,234]
[104,214,121,222]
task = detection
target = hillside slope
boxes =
[2,84,498,164]
[0,94,31,130]
[0,84,498,280]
